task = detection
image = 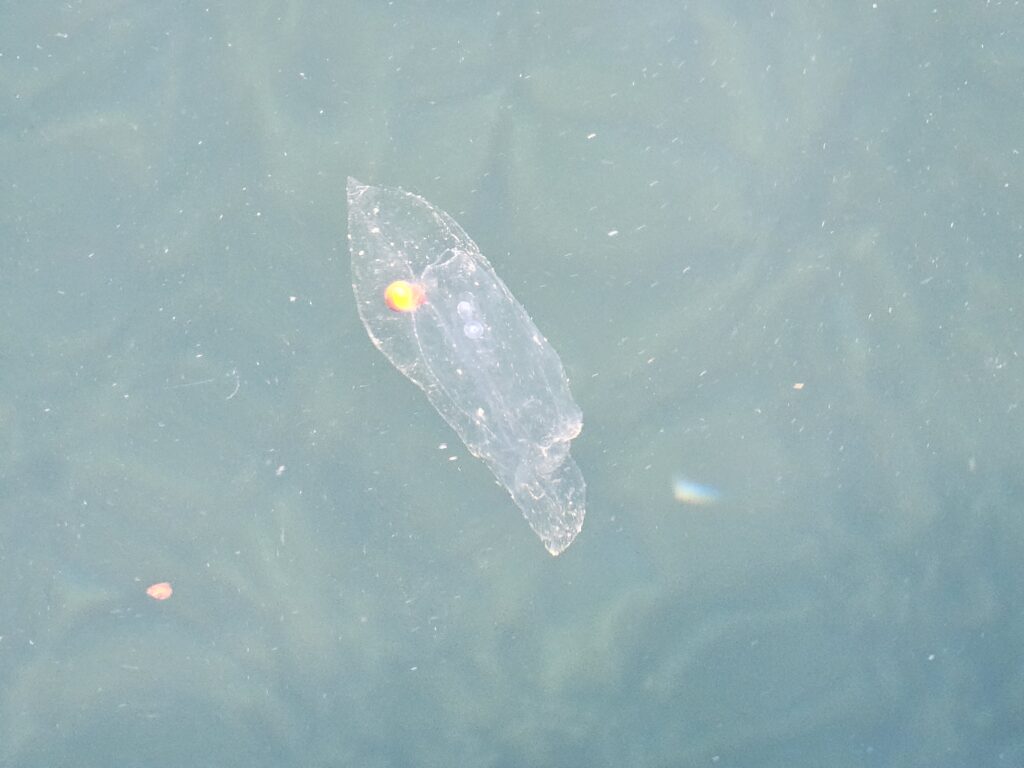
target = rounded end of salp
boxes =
[541,517,584,556]
[533,488,586,557]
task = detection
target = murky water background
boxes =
[2,2,1021,766]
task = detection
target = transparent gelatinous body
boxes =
[347,177,585,555]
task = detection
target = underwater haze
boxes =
[1,1,1022,766]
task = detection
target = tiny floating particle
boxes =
[146,582,173,601]
[672,476,720,506]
